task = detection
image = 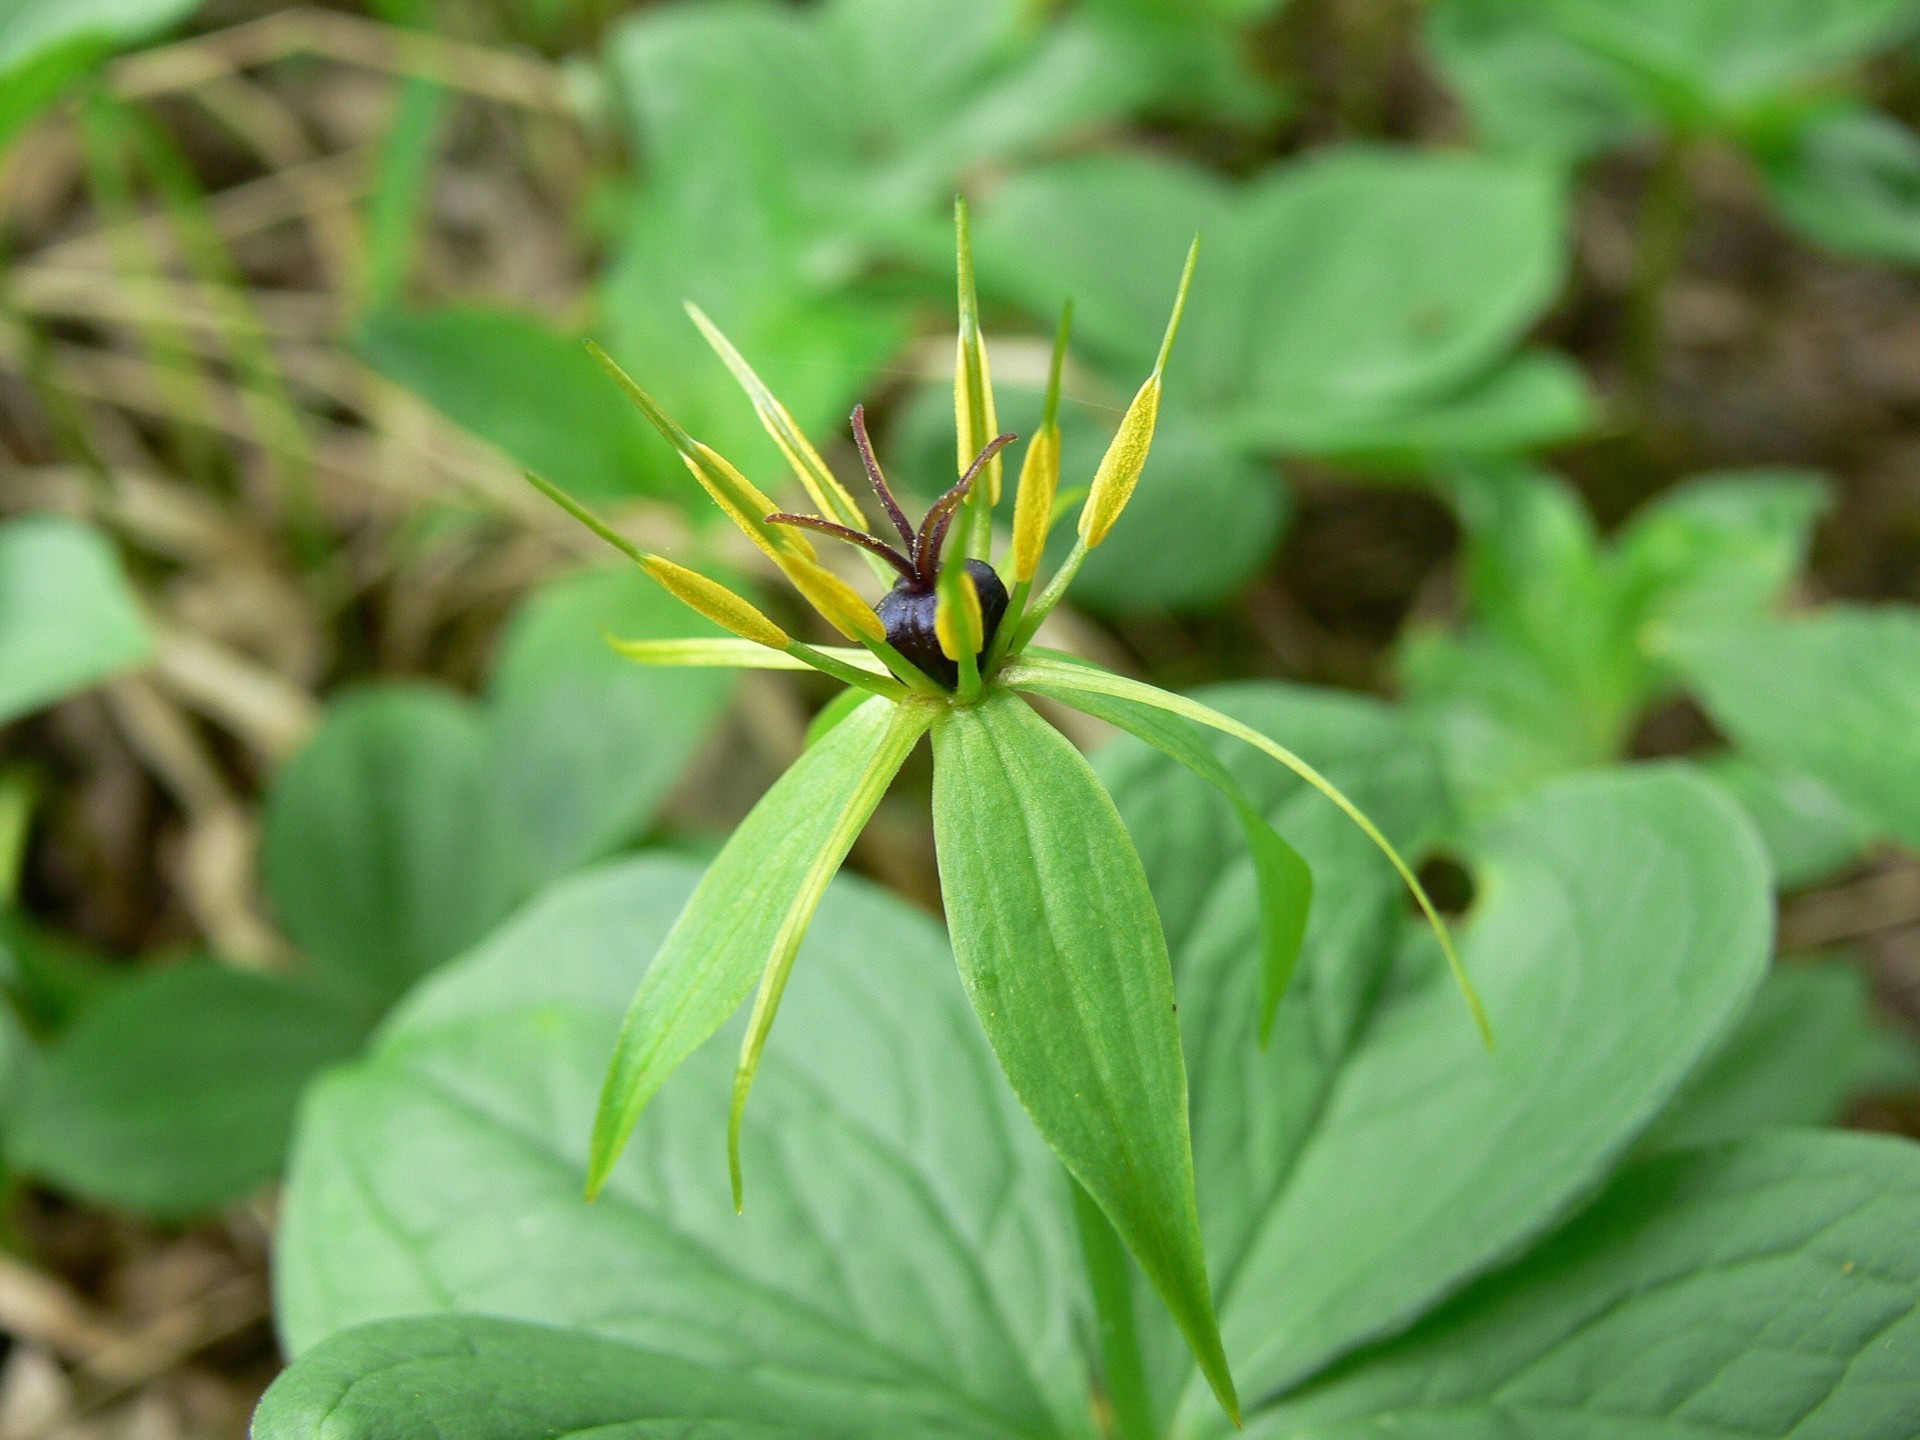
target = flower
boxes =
[527,202,1491,1428]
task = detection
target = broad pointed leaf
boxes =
[254,1314,834,1440]
[276,858,1087,1438]
[930,689,1237,1422]
[1663,606,1920,848]
[1258,1130,1920,1439]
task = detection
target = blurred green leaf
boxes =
[1079,0,1293,128]
[1404,465,1827,816]
[1427,0,1654,159]
[263,685,493,1014]
[0,516,150,726]
[1759,103,1920,265]
[1429,0,1920,145]
[594,0,1153,511]
[276,858,1089,1437]
[485,566,734,903]
[8,964,364,1215]
[255,1315,839,1440]
[0,0,202,148]
[932,690,1237,1419]
[1646,957,1920,1150]
[0,909,118,1037]
[1664,605,1920,848]
[1547,0,1920,121]
[976,148,1579,460]
[356,308,665,500]
[264,568,731,1014]
[360,79,448,311]
[1260,1129,1920,1439]
[1704,751,1878,889]
[1614,468,1830,635]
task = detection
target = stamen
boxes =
[916,431,1018,582]
[767,513,917,581]
[850,405,918,551]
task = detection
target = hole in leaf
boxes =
[1413,852,1476,919]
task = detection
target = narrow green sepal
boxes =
[931,691,1240,1424]
[1005,655,1495,1051]
[586,697,927,1198]
[724,700,932,1209]
[1025,653,1313,1043]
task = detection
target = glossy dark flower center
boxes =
[877,560,1010,688]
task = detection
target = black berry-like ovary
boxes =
[876,559,1009,689]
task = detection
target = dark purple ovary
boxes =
[876,559,1009,689]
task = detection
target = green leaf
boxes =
[1438,0,1920,142]
[1704,751,1878,889]
[1662,606,1920,848]
[1403,465,1827,817]
[265,569,729,1014]
[930,689,1238,1423]
[976,148,1571,458]
[1258,1130,1920,1439]
[254,1315,832,1440]
[587,696,929,1196]
[263,685,496,1014]
[1426,0,1656,160]
[1198,148,1563,420]
[1243,349,1591,460]
[1646,957,1920,1150]
[1615,468,1829,634]
[0,0,202,148]
[277,856,1088,1437]
[1007,658,1493,1045]
[1019,656,1312,1040]
[1208,762,1765,1410]
[0,516,150,726]
[8,964,364,1215]
[1544,0,1920,122]
[355,308,665,501]
[1759,102,1920,265]
[485,566,734,901]
[1091,699,1770,1425]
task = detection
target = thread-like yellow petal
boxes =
[1011,302,1072,583]
[684,302,868,530]
[588,340,814,564]
[778,553,886,644]
[1010,427,1060,582]
[953,199,1002,510]
[638,557,790,650]
[1078,376,1161,549]
[1074,237,1199,551]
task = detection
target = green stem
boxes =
[786,642,908,700]
[1008,538,1088,653]
[1071,1177,1156,1440]
[1626,134,1691,419]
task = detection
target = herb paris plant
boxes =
[520,207,1493,1423]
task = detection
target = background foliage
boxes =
[2,0,1919,1434]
